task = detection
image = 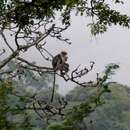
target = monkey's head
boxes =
[61,51,67,55]
[61,51,68,61]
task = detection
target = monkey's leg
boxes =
[51,72,56,102]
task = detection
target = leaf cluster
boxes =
[0,0,130,35]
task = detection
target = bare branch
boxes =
[17,57,52,70]
[0,30,14,52]
[35,42,53,61]
[15,27,21,49]
[0,49,5,56]
[59,62,95,87]
[0,50,19,70]
[0,24,55,70]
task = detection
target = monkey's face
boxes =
[64,56,68,61]
[61,54,68,62]
[61,51,68,61]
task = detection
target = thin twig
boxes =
[0,30,14,52]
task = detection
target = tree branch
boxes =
[0,30,14,52]
[0,24,55,70]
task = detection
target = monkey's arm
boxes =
[52,54,62,71]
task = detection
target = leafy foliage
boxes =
[0,0,130,34]
[0,61,54,130]
[0,62,120,130]
[67,83,130,130]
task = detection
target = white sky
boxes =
[56,1,130,94]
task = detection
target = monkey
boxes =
[52,51,68,75]
[60,62,69,76]
[51,51,69,102]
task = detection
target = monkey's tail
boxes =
[51,72,56,102]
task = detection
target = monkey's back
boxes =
[52,54,62,70]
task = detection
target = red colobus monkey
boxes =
[51,51,69,102]
[52,51,69,75]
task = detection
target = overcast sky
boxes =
[54,1,130,94]
[1,0,130,95]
